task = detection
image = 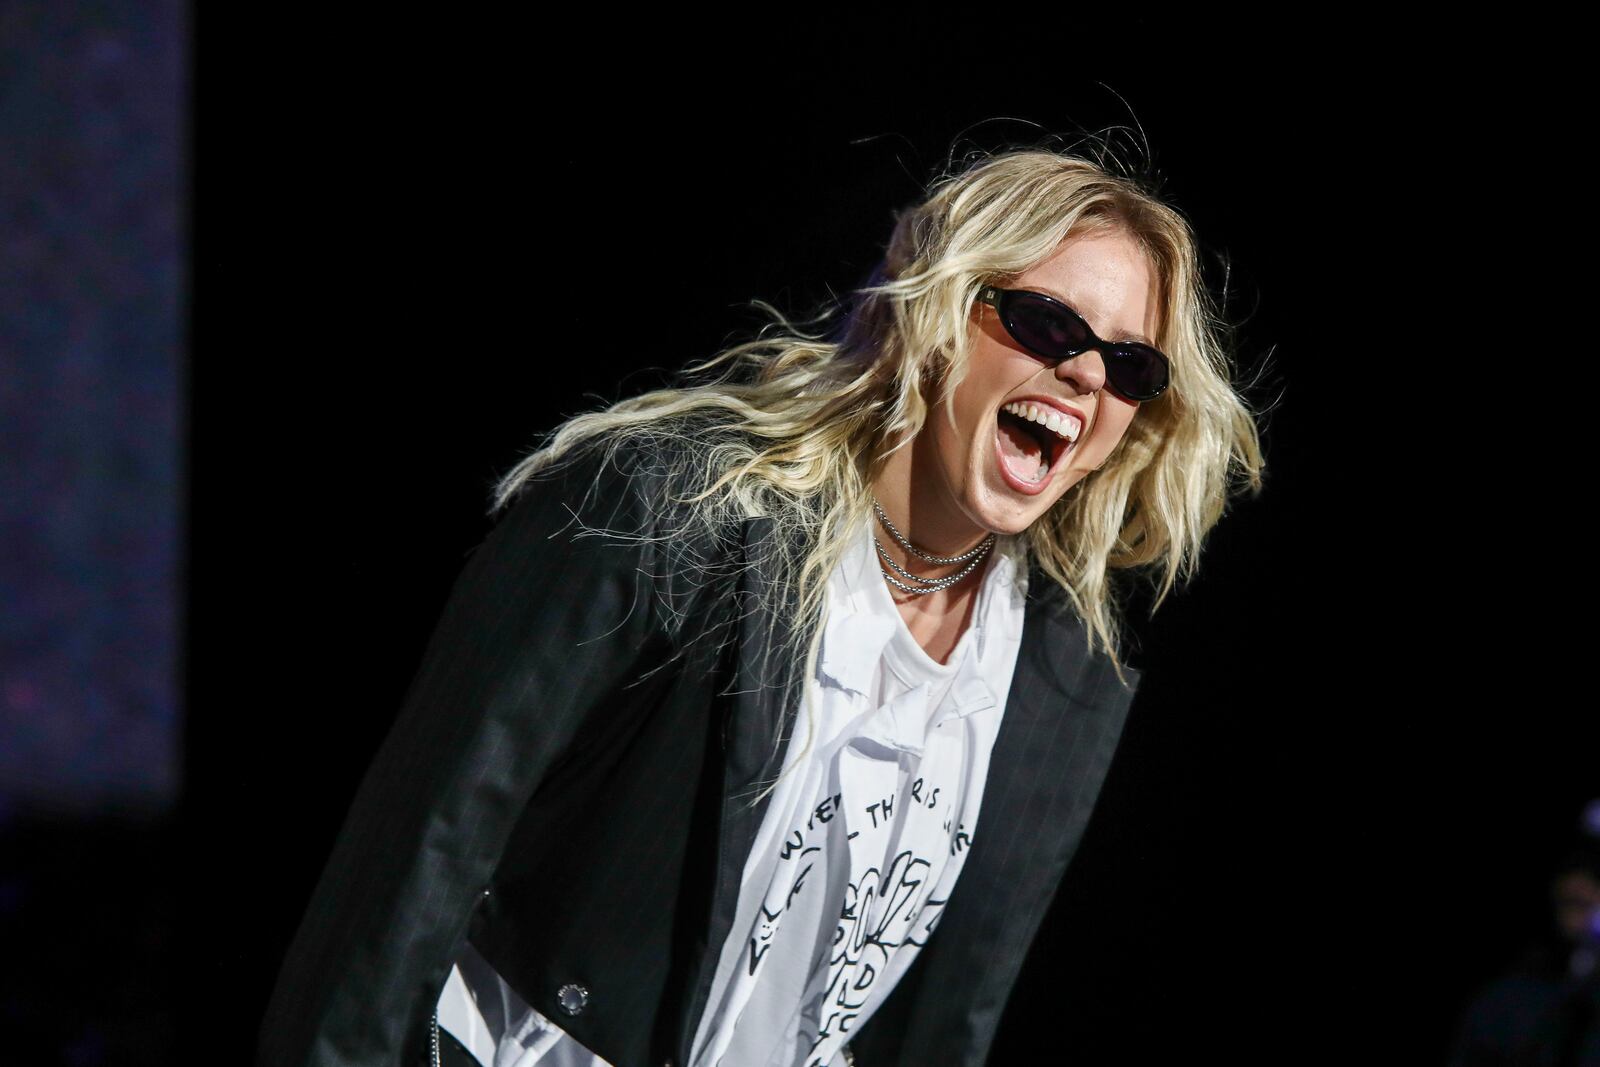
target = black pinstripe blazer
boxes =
[256,442,1141,1067]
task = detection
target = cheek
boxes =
[944,372,1001,453]
[1077,404,1138,465]
[1103,407,1138,448]
[925,398,976,480]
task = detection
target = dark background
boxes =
[6,8,1593,1066]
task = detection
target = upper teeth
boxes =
[1002,401,1081,442]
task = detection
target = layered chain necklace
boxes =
[871,499,996,597]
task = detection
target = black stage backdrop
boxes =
[185,16,1593,1067]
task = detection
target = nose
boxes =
[1054,347,1108,396]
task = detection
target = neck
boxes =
[870,437,992,567]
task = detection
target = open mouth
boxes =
[995,401,1079,488]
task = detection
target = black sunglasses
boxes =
[976,285,1170,402]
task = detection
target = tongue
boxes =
[997,414,1047,482]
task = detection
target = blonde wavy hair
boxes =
[490,145,1265,798]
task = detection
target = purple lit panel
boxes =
[0,1,184,817]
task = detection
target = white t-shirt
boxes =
[436,517,1029,1067]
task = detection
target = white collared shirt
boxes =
[436,517,1029,1067]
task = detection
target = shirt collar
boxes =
[815,517,1026,737]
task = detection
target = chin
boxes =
[967,450,1074,536]
[967,479,1052,538]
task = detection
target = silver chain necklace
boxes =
[871,499,996,596]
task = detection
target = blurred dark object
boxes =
[1448,816,1600,1066]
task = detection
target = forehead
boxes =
[1015,229,1162,345]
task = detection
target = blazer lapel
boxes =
[849,559,1142,1064]
[721,515,804,793]
[677,514,807,1060]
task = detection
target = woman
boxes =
[257,146,1264,1067]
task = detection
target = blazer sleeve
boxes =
[256,448,681,1067]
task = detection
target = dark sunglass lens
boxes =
[1109,345,1168,401]
[1004,292,1091,359]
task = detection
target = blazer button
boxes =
[555,982,589,1016]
